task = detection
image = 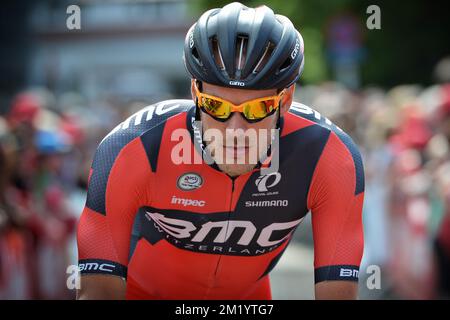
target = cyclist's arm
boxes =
[307,131,365,300]
[77,137,152,300]
[314,279,358,300]
[77,275,126,300]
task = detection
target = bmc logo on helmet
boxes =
[229,81,245,87]
[255,172,281,192]
[291,38,301,60]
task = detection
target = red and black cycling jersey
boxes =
[77,100,365,299]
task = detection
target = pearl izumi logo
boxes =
[177,173,203,191]
[255,172,281,192]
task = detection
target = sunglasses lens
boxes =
[196,87,282,122]
[200,97,231,119]
[243,100,276,120]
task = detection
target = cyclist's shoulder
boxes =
[288,101,364,194]
[287,100,363,173]
[86,100,194,213]
[97,99,193,149]
[287,101,343,135]
[90,99,193,170]
[286,101,360,149]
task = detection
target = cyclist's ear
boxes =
[280,84,295,116]
[190,79,197,102]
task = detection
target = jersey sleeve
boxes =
[307,130,365,284]
[77,135,152,279]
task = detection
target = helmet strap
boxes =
[276,104,282,130]
[195,97,201,122]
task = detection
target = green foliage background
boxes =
[190,0,450,88]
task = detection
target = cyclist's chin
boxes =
[216,162,257,178]
[207,144,261,177]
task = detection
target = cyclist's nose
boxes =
[226,112,248,131]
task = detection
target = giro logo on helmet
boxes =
[291,38,301,60]
[189,31,194,49]
[229,80,245,87]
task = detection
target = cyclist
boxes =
[77,2,365,300]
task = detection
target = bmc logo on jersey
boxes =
[79,262,115,273]
[177,173,203,191]
[255,172,281,192]
[340,268,359,278]
[146,211,302,248]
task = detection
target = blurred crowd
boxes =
[298,82,450,299]
[0,81,449,299]
[0,89,138,299]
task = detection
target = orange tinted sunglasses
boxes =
[194,81,285,122]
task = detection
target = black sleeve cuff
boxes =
[78,259,127,279]
[314,265,359,283]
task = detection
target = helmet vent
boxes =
[253,42,275,74]
[236,35,248,71]
[279,56,293,73]
[211,36,226,71]
[192,46,203,67]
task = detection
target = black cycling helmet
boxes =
[183,2,305,90]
